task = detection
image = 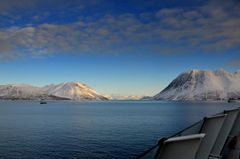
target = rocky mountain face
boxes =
[154,69,240,101]
[0,82,108,100]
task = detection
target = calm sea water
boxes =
[0,100,239,159]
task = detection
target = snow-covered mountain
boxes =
[43,81,108,100]
[0,81,108,100]
[154,69,240,101]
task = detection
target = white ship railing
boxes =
[136,107,240,159]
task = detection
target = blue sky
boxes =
[0,0,240,96]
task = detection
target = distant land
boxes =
[153,69,240,101]
[105,94,145,100]
[1,69,240,101]
[0,81,108,101]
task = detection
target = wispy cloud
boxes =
[0,0,239,60]
[0,0,101,12]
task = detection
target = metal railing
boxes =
[136,120,204,159]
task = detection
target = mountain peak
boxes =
[71,81,81,85]
[189,69,200,73]
[70,81,88,88]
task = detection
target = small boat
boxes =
[40,100,47,104]
[228,98,240,103]
[228,99,234,103]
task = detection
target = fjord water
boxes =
[0,101,238,159]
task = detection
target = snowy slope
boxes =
[154,69,240,101]
[0,81,108,100]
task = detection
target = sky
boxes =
[0,0,240,96]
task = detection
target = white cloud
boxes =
[0,0,239,60]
